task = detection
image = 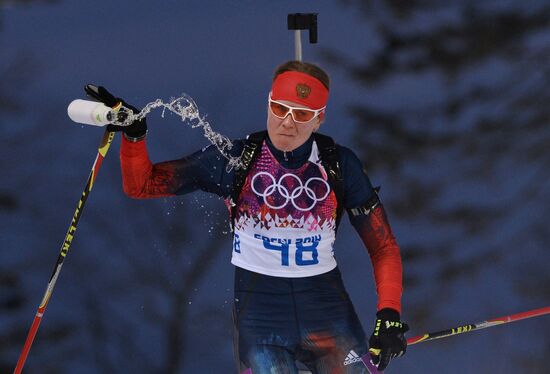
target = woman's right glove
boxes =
[368,308,409,371]
[84,84,147,140]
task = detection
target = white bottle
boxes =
[67,99,115,126]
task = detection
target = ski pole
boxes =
[362,305,550,373]
[13,130,115,374]
[405,305,550,346]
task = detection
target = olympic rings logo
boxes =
[250,172,331,211]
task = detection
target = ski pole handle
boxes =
[365,306,550,370]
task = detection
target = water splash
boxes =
[114,94,244,170]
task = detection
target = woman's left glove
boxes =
[84,84,147,140]
[368,308,409,371]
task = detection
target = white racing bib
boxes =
[231,141,338,277]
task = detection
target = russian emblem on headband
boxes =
[296,83,311,98]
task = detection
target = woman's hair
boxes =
[273,61,330,90]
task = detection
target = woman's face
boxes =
[266,99,323,152]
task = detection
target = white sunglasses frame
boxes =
[268,93,326,124]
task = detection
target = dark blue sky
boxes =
[2,1,372,142]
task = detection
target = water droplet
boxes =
[112,95,245,169]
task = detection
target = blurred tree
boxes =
[0,0,58,30]
[0,2,49,373]
[2,117,231,373]
[75,196,230,373]
[324,0,549,371]
[0,49,39,213]
[1,2,232,373]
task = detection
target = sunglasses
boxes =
[268,93,325,123]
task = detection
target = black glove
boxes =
[369,308,409,371]
[84,84,147,139]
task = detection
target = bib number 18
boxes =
[259,236,320,266]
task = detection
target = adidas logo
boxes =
[343,350,362,366]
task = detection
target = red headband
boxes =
[271,71,329,110]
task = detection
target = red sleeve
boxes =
[349,205,403,313]
[120,136,180,198]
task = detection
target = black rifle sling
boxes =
[230,131,345,230]
[313,133,345,230]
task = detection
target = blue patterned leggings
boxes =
[233,267,369,374]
